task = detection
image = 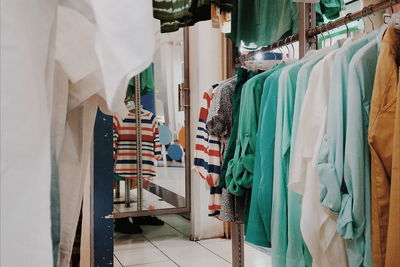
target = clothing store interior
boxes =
[1,0,400,267]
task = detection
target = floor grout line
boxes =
[142,234,181,267]
[114,253,124,266]
[195,240,232,264]
[161,216,191,238]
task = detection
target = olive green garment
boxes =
[245,65,285,248]
[227,0,298,47]
[153,0,211,33]
[225,64,282,196]
[219,68,255,188]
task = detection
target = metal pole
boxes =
[183,27,192,211]
[135,75,143,211]
[232,223,245,267]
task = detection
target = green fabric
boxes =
[341,36,378,267]
[114,173,125,181]
[227,0,298,48]
[127,64,155,98]
[316,0,345,23]
[153,0,211,33]
[245,65,285,248]
[227,0,344,47]
[272,58,326,267]
[219,68,255,188]
[225,64,282,196]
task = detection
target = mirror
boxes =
[112,29,189,216]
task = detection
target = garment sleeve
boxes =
[113,116,120,160]
[152,116,162,160]
[226,77,263,196]
[193,89,216,187]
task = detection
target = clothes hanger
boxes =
[383,0,400,29]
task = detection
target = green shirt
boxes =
[245,65,285,247]
[227,0,298,48]
[342,36,379,267]
[271,59,316,267]
[226,64,282,196]
[219,68,255,188]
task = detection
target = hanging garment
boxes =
[227,0,298,48]
[290,49,348,267]
[368,27,400,267]
[226,64,282,196]
[386,65,400,267]
[245,66,285,248]
[271,56,323,267]
[113,110,161,179]
[206,76,236,139]
[219,68,255,188]
[153,0,211,33]
[342,35,381,267]
[317,33,376,216]
[193,86,223,216]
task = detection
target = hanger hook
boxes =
[290,36,295,57]
[390,0,394,13]
[345,13,352,38]
[368,5,375,31]
[361,7,367,33]
[284,37,290,58]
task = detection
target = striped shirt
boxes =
[193,86,224,217]
[113,109,161,179]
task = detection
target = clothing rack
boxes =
[230,0,399,266]
[241,0,399,62]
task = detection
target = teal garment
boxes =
[225,65,281,196]
[227,0,298,47]
[317,33,378,223]
[342,36,380,267]
[271,59,316,267]
[316,0,345,24]
[219,68,255,188]
[128,64,155,98]
[227,0,344,47]
[245,65,285,247]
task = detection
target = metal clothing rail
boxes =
[231,1,399,267]
[242,0,399,61]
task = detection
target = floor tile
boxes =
[114,256,122,267]
[114,236,154,252]
[158,243,213,261]
[197,237,231,245]
[200,241,232,260]
[114,247,169,266]
[126,260,178,267]
[174,254,231,267]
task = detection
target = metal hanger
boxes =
[326,23,333,47]
[344,13,352,38]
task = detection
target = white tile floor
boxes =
[114,214,272,267]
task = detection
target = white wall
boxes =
[189,21,225,240]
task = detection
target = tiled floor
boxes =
[114,214,272,267]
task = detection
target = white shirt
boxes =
[1,1,157,266]
[289,49,348,267]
